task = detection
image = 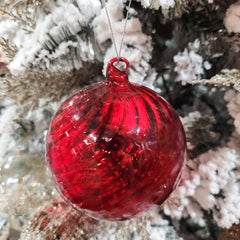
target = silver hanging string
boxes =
[102,0,133,60]
[102,0,119,59]
[119,0,132,58]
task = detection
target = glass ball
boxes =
[46,58,186,220]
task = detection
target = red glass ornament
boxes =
[46,57,186,221]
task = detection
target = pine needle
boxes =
[193,69,240,92]
[0,38,18,61]
[0,0,42,33]
[0,60,102,115]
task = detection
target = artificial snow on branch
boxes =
[8,1,101,74]
[224,1,240,33]
[224,90,240,135]
[0,0,157,113]
[136,0,175,10]
[173,39,211,85]
[164,147,240,228]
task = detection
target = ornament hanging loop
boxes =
[106,57,130,86]
[107,57,129,73]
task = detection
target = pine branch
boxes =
[0,8,35,33]
[0,0,42,9]
[168,0,189,19]
[193,69,240,92]
[0,38,18,61]
[0,60,102,115]
[0,0,42,33]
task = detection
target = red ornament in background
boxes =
[46,58,186,221]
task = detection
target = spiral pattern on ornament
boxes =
[46,62,186,220]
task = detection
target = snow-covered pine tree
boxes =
[0,0,240,239]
